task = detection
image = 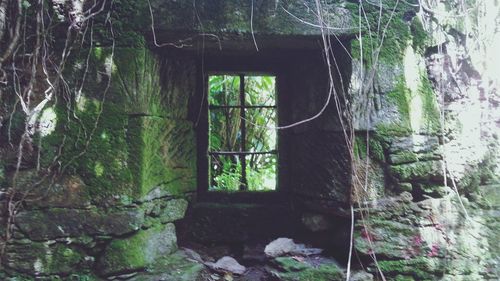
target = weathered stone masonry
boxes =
[0,0,498,280]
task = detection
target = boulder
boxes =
[264,238,322,258]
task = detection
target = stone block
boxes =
[4,242,85,276]
[390,160,443,182]
[98,223,177,275]
[389,135,439,154]
[159,199,189,223]
[355,219,419,259]
[15,208,144,240]
[16,175,91,208]
[389,151,441,165]
[149,0,353,39]
[127,250,205,281]
[143,198,188,223]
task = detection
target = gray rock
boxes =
[264,238,322,258]
[264,238,297,258]
[159,199,189,223]
[205,256,246,275]
[182,247,204,263]
[15,208,144,240]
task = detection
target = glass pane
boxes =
[245,108,277,152]
[245,76,276,106]
[209,108,241,151]
[209,75,240,106]
[209,154,242,191]
[246,154,277,191]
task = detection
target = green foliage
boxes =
[208,75,277,191]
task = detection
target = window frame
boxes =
[198,70,281,198]
[207,73,278,191]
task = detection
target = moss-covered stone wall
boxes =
[0,47,199,279]
[348,1,500,280]
[1,0,498,280]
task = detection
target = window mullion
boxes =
[239,74,248,191]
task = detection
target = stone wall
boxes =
[0,48,198,279]
[0,0,498,280]
[349,1,500,280]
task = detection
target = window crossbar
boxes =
[208,151,277,156]
[209,105,276,109]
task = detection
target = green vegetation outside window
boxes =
[208,74,277,191]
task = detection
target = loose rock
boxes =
[205,256,246,275]
[264,238,322,258]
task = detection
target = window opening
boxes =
[208,74,277,191]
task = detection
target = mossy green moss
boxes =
[375,77,413,137]
[6,242,84,275]
[92,0,149,47]
[377,70,440,137]
[40,48,196,202]
[376,123,413,138]
[375,257,443,280]
[390,151,419,164]
[145,251,205,280]
[369,137,386,162]
[99,223,177,275]
[387,78,412,127]
[410,17,429,54]
[41,100,134,203]
[354,135,368,159]
[100,232,147,273]
[419,74,441,134]
[354,134,386,162]
[110,49,165,116]
[128,117,196,198]
[48,245,84,274]
[350,11,412,66]
[390,161,442,182]
[275,257,344,281]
